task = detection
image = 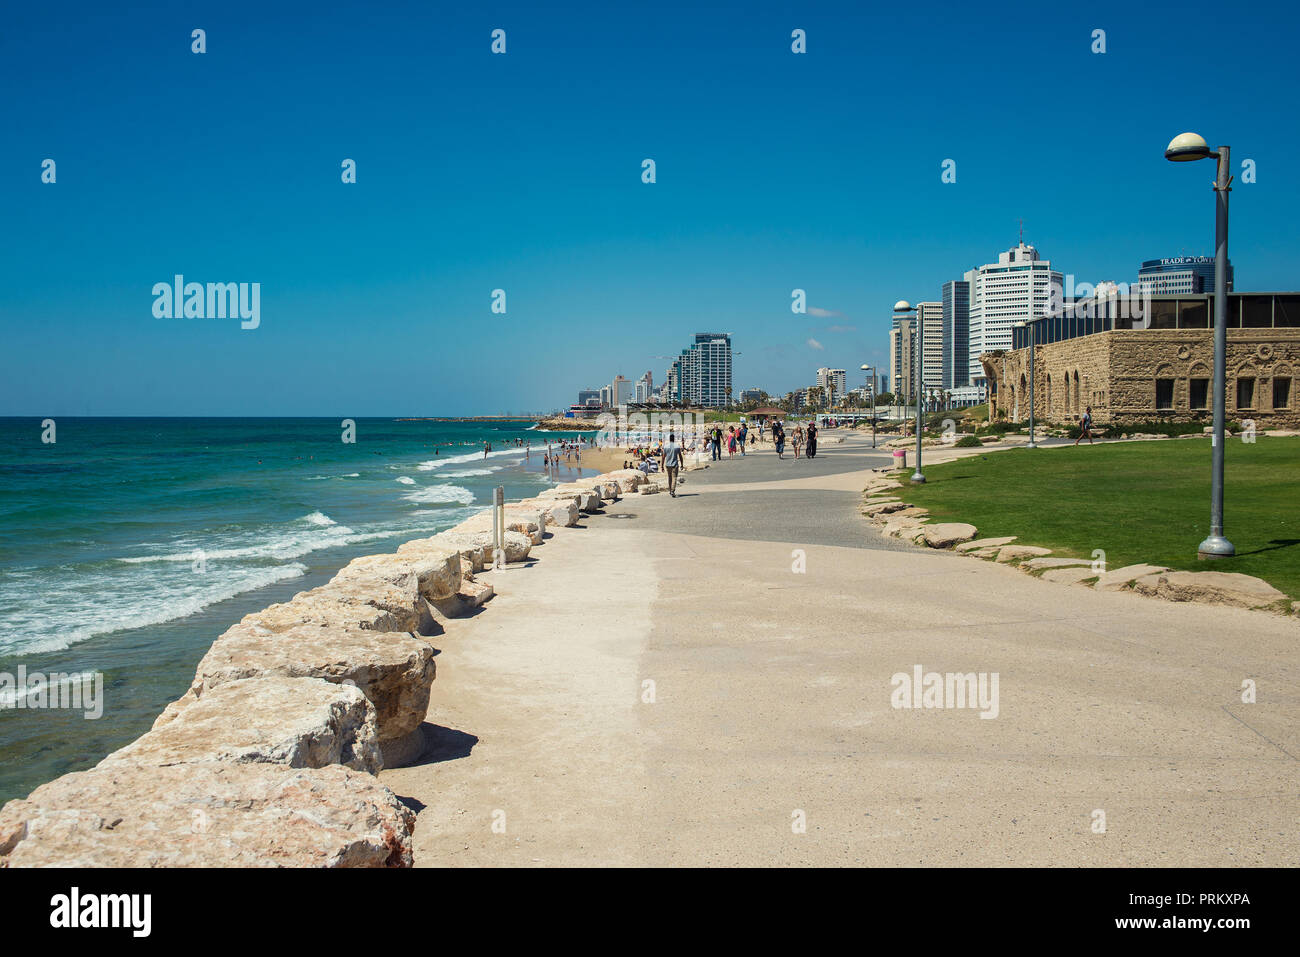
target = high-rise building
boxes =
[965,242,1062,387]
[665,358,682,403]
[890,318,916,401]
[1136,256,1233,295]
[668,334,733,407]
[692,333,733,407]
[816,368,847,405]
[599,385,612,408]
[611,375,632,407]
[916,303,943,391]
[941,281,970,390]
[577,388,601,408]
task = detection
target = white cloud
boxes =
[807,307,841,318]
[806,338,824,350]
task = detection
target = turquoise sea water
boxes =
[0,417,596,803]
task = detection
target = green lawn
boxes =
[899,437,1300,600]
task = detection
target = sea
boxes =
[0,417,598,803]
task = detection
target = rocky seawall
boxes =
[0,467,677,868]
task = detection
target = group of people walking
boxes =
[769,420,817,460]
[650,418,828,499]
[703,423,749,460]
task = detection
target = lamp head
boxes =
[1165,132,1214,162]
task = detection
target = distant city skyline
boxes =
[4,0,1298,415]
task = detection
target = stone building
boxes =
[981,292,1300,429]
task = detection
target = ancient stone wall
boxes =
[983,329,1300,428]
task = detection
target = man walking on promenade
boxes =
[661,432,683,497]
[773,419,786,459]
[738,422,748,455]
[1075,406,1094,446]
[711,426,722,461]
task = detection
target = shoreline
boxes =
[0,458,701,866]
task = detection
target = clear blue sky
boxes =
[3,0,1297,415]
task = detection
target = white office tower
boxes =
[916,302,943,390]
[965,242,1063,387]
[816,368,847,405]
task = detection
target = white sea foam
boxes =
[0,562,310,657]
[417,449,526,470]
[440,468,496,478]
[118,513,358,564]
[0,671,102,710]
[395,476,416,485]
[401,484,475,505]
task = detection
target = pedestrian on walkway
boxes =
[806,421,818,459]
[773,420,786,459]
[711,426,722,461]
[792,425,803,459]
[727,426,737,458]
[738,423,748,455]
[661,432,683,496]
[1075,406,1095,446]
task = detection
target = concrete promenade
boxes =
[381,431,1299,866]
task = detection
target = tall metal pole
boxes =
[1027,322,1038,449]
[870,366,877,448]
[912,317,925,482]
[1199,146,1234,559]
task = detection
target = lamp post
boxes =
[1014,321,1038,449]
[1165,131,1234,559]
[894,300,925,482]
[860,363,877,447]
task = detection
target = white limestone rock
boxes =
[0,762,415,868]
[101,676,382,775]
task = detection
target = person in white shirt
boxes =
[660,433,683,497]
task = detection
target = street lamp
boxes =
[1165,131,1234,559]
[894,300,925,483]
[1013,321,1038,449]
[860,363,877,447]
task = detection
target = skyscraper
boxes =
[965,242,1062,387]
[611,375,632,406]
[916,302,943,390]
[1136,256,1234,295]
[661,334,733,407]
[692,333,733,407]
[817,367,847,405]
[890,318,916,401]
[941,280,970,390]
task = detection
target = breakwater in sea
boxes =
[0,463,672,866]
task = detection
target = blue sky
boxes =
[3,0,1298,415]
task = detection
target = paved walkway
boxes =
[382,431,1299,866]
